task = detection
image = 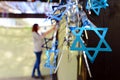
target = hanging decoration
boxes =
[46,1,75,21]
[86,0,109,15]
[42,0,112,77]
[42,38,51,50]
[70,26,112,63]
[44,22,59,74]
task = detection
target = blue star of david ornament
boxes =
[70,26,112,63]
[44,49,58,74]
[44,41,59,74]
[86,0,109,15]
[47,13,63,21]
[44,49,58,68]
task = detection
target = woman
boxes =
[31,23,55,79]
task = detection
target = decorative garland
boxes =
[42,0,112,77]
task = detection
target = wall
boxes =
[57,18,87,80]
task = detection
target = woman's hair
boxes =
[32,24,39,32]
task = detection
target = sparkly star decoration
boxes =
[70,26,112,63]
[46,2,75,21]
[42,38,51,50]
[47,12,64,21]
[86,0,109,15]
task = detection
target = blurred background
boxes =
[0,0,57,79]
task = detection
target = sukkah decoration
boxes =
[40,0,112,77]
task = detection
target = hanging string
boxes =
[83,51,92,77]
[88,0,92,14]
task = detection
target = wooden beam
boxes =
[0,0,59,2]
[0,13,47,18]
